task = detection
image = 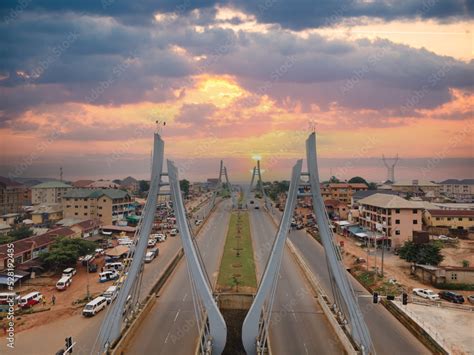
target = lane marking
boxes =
[164,331,171,343]
[182,293,187,302]
[304,342,309,354]
[174,309,180,322]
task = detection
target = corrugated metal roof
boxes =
[32,181,72,189]
[359,193,423,209]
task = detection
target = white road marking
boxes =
[182,293,187,302]
[164,331,171,343]
[304,342,309,354]
[174,309,180,322]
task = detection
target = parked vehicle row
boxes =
[413,288,473,305]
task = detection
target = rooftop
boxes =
[63,188,129,200]
[72,179,94,188]
[359,193,423,209]
[0,176,24,187]
[392,180,439,187]
[439,179,474,185]
[32,181,72,189]
[428,209,474,217]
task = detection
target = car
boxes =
[83,296,107,317]
[95,248,105,256]
[62,268,77,278]
[254,206,260,209]
[250,200,254,204]
[19,292,43,308]
[144,251,156,263]
[413,288,440,300]
[296,224,304,230]
[437,235,449,240]
[147,239,157,248]
[88,263,98,273]
[439,291,465,304]
[170,229,178,236]
[155,233,167,242]
[81,254,95,266]
[468,295,474,304]
[99,270,119,283]
[102,286,118,304]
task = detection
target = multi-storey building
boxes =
[320,183,368,205]
[439,179,474,201]
[424,209,474,231]
[358,193,423,247]
[0,176,31,214]
[31,181,73,204]
[391,180,441,197]
[62,189,133,225]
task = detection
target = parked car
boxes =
[95,248,105,256]
[413,288,440,300]
[62,268,77,278]
[104,262,124,272]
[468,295,474,304]
[102,286,118,304]
[56,276,72,291]
[82,296,107,317]
[296,223,304,230]
[81,254,95,266]
[439,291,465,304]
[99,270,119,283]
[147,239,157,248]
[195,219,203,226]
[88,263,98,273]
[19,292,42,308]
[145,251,156,263]
[170,229,178,237]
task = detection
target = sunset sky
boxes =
[0,1,473,183]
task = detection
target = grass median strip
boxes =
[217,211,257,291]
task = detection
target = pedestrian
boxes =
[52,294,56,305]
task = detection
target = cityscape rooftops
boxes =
[63,188,129,200]
[358,193,423,209]
[32,181,72,189]
[439,179,474,185]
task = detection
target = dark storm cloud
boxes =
[0,0,471,29]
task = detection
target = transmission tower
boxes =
[382,154,399,182]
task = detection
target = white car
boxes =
[147,239,157,248]
[170,229,178,236]
[413,288,440,300]
[62,268,77,278]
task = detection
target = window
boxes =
[470,218,473,221]
[103,199,107,202]
[436,217,440,220]
[74,198,78,202]
[66,205,71,208]
[458,217,462,221]
[395,230,400,235]
[84,206,88,209]
[412,209,417,214]
[451,273,457,280]
[74,212,78,216]
[447,217,452,221]
[75,205,79,209]
[84,213,88,216]
[413,220,418,224]
[395,209,400,214]
[395,219,400,224]
[99,214,102,217]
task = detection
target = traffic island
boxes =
[216,211,257,354]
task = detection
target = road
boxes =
[0,198,213,355]
[124,199,231,354]
[268,206,430,355]
[249,199,344,355]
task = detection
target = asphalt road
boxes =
[267,207,431,355]
[124,200,232,354]
[249,200,344,355]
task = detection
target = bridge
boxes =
[83,131,429,355]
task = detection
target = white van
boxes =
[105,262,124,271]
[62,268,76,278]
[144,251,155,263]
[19,292,42,308]
[56,276,72,291]
[99,270,119,283]
[102,286,118,304]
[0,292,20,305]
[82,296,107,317]
[118,238,133,246]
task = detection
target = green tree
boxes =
[113,179,122,185]
[348,176,368,185]
[139,180,150,193]
[8,225,33,241]
[329,176,340,183]
[180,179,190,198]
[367,182,378,190]
[398,241,444,266]
[40,238,96,272]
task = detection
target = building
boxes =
[391,180,441,197]
[0,223,11,236]
[72,179,94,188]
[424,209,474,231]
[351,189,400,207]
[85,180,120,189]
[30,204,63,225]
[324,199,349,220]
[413,264,474,286]
[0,176,31,214]
[0,227,78,271]
[358,193,423,247]
[439,179,474,201]
[31,181,73,205]
[321,183,368,205]
[62,189,133,225]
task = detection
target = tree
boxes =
[348,176,368,185]
[40,238,96,272]
[329,176,340,183]
[398,241,444,266]
[180,179,190,198]
[367,182,378,190]
[7,225,33,241]
[139,180,150,193]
